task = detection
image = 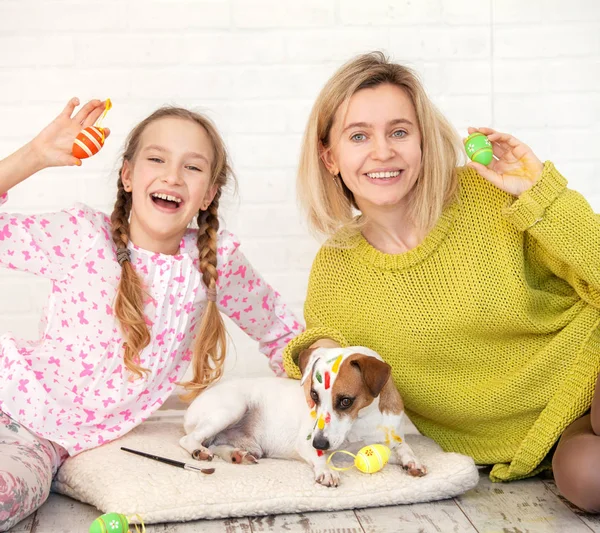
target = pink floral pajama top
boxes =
[0,194,302,455]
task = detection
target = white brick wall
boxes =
[0,0,598,379]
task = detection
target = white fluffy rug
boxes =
[52,421,479,524]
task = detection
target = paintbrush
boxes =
[121,447,215,474]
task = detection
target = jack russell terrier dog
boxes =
[180,346,427,486]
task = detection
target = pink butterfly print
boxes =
[97,248,105,259]
[233,265,247,278]
[40,218,50,229]
[176,332,185,342]
[256,278,262,287]
[262,295,270,311]
[292,321,301,331]
[0,224,12,241]
[156,329,167,346]
[231,311,241,321]
[22,217,34,229]
[219,294,232,307]
[62,237,70,245]
[85,261,97,274]
[53,245,65,257]
[43,384,51,394]
[83,409,96,423]
[174,274,185,283]
[34,370,43,380]
[248,280,254,292]
[78,350,87,360]
[6,249,13,256]
[105,304,113,316]
[106,379,115,389]
[169,294,175,305]
[52,283,62,294]
[101,226,110,241]
[78,310,89,325]
[243,305,253,313]
[48,356,60,367]
[80,362,94,377]
[78,292,87,302]
[66,344,73,352]
[22,250,31,260]
[120,409,132,420]
[101,289,108,297]
[103,397,116,408]
[92,302,98,310]
[18,379,29,392]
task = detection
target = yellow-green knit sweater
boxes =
[283,162,600,482]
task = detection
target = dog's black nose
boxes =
[313,434,330,450]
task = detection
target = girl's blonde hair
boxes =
[298,51,463,237]
[110,107,233,401]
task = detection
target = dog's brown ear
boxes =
[351,355,391,397]
[298,347,317,377]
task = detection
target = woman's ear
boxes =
[319,141,338,176]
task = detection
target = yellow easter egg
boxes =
[354,444,391,474]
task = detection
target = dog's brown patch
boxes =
[331,353,392,419]
[378,378,404,415]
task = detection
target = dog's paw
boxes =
[403,461,427,477]
[229,449,259,465]
[192,446,214,461]
[315,469,340,487]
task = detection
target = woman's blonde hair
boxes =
[110,107,233,401]
[298,51,463,237]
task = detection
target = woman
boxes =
[283,52,600,512]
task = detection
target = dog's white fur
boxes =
[180,346,426,486]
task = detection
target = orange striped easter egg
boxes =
[72,126,106,159]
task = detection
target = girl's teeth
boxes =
[151,193,182,203]
[367,171,401,179]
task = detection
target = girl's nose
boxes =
[161,166,183,185]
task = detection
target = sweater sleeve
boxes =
[282,254,350,379]
[503,161,600,308]
[0,194,102,281]
[216,231,303,375]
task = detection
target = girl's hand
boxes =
[466,127,543,197]
[29,97,111,169]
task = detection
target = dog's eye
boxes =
[310,390,319,403]
[338,397,354,410]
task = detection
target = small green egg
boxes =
[464,132,493,166]
[89,512,129,533]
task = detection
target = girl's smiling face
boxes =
[322,83,422,216]
[122,117,217,254]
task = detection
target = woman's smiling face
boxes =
[322,83,422,215]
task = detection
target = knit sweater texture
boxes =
[283,162,600,482]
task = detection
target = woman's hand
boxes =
[29,97,111,169]
[466,127,543,197]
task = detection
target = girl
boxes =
[0,98,301,531]
[282,52,600,512]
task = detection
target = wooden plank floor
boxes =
[8,470,599,533]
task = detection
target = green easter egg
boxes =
[464,132,493,166]
[89,512,129,533]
